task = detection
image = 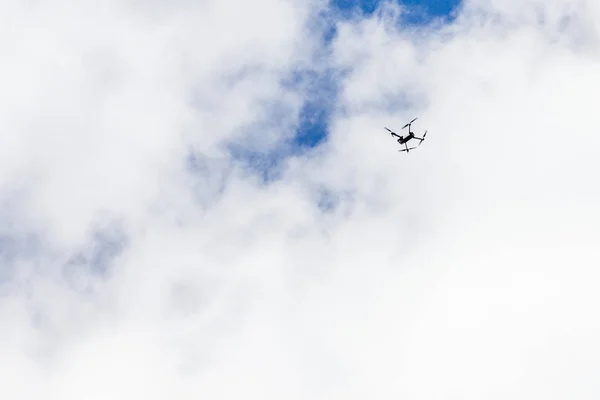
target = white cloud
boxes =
[2,0,600,398]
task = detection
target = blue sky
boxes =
[333,0,461,18]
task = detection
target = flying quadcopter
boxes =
[385,118,427,153]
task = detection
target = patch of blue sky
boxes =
[285,67,340,150]
[332,0,462,24]
[223,65,343,184]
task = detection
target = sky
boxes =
[2,0,600,398]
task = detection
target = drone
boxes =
[385,118,427,153]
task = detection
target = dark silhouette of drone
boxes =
[385,118,427,153]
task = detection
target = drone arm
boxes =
[385,127,402,138]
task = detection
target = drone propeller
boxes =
[399,146,418,152]
[416,130,427,146]
[402,117,417,129]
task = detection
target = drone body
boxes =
[385,118,427,153]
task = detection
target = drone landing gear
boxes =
[413,130,427,142]
[398,131,427,153]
